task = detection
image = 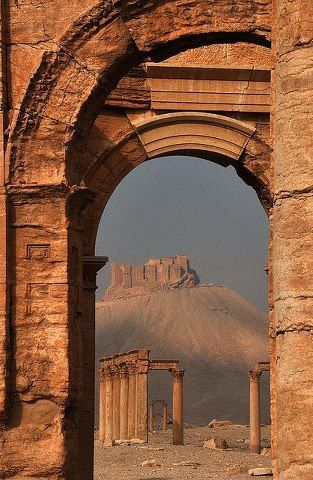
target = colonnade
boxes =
[249,361,270,454]
[99,349,149,445]
[99,350,184,446]
[149,400,168,432]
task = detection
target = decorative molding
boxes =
[132,111,255,162]
[146,64,270,113]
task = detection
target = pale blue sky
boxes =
[95,156,268,311]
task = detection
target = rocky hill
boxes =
[96,257,269,425]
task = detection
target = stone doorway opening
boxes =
[94,154,269,478]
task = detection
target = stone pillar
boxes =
[112,366,121,441]
[172,370,184,445]
[136,358,149,442]
[162,403,168,432]
[127,363,137,439]
[78,256,108,476]
[274,1,313,478]
[149,402,155,432]
[119,366,129,440]
[249,370,261,454]
[99,368,106,443]
[0,187,8,424]
[104,367,114,447]
[0,2,9,425]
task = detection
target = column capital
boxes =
[99,368,107,381]
[249,369,261,381]
[137,359,149,374]
[127,362,137,375]
[172,369,184,382]
[119,365,129,379]
[110,365,120,379]
[104,365,115,380]
[82,255,109,291]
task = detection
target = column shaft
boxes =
[99,370,106,443]
[249,371,261,454]
[149,402,155,432]
[172,370,184,445]
[162,404,168,432]
[104,369,114,446]
[120,368,129,439]
[128,366,137,439]
[112,369,121,441]
[136,366,148,442]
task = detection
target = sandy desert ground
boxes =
[94,423,272,479]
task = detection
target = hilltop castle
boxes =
[104,255,200,301]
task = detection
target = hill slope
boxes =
[96,285,269,425]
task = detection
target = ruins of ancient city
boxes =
[0,1,312,479]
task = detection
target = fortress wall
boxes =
[110,256,191,289]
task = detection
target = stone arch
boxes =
[80,110,270,254]
[6,0,271,187]
[2,2,275,480]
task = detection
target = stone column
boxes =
[112,366,121,441]
[149,402,155,432]
[79,256,108,475]
[127,363,137,439]
[274,1,313,478]
[136,359,149,442]
[172,370,184,445]
[104,367,114,447]
[99,367,106,443]
[119,366,129,440]
[162,403,168,432]
[249,370,261,454]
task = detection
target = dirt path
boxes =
[94,424,272,479]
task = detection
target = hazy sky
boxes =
[95,156,269,312]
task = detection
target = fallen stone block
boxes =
[248,467,273,476]
[208,419,232,428]
[204,438,228,449]
[141,459,157,467]
[227,464,248,475]
[129,438,146,444]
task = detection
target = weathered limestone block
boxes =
[1,191,73,478]
[105,66,150,109]
[275,47,313,194]
[273,196,313,319]
[275,331,313,479]
[163,43,271,68]
[114,0,271,52]
[204,437,228,449]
